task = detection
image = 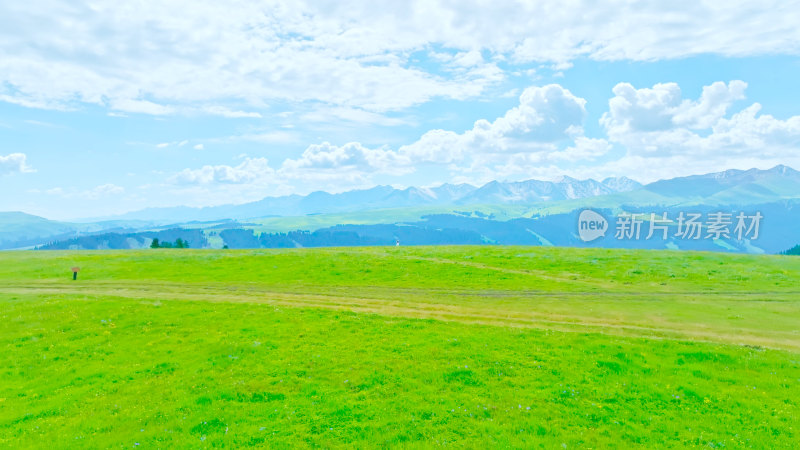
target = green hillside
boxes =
[1,247,798,447]
[0,212,75,244]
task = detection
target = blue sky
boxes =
[2,1,800,220]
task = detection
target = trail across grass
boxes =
[1,247,799,447]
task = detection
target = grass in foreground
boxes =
[1,246,799,447]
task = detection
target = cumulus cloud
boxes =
[597,80,800,180]
[281,142,411,175]
[708,104,800,154]
[400,84,588,163]
[277,84,602,185]
[277,79,800,186]
[601,80,747,140]
[0,153,34,174]
[170,157,275,185]
[165,84,596,190]
[155,76,800,195]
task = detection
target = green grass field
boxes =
[1,247,799,447]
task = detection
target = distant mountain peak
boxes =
[601,176,643,192]
[768,164,799,175]
[645,165,800,200]
[553,175,580,183]
[714,168,744,180]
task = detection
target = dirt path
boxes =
[3,282,798,352]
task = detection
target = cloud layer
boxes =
[2,1,799,115]
[5,2,800,214]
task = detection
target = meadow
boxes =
[1,246,798,447]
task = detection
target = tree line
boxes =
[150,238,189,249]
[781,244,800,255]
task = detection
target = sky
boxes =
[2,1,800,220]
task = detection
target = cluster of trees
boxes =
[781,244,800,255]
[150,238,189,249]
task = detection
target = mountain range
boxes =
[100,176,643,223]
[2,165,800,251]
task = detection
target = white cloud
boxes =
[271,84,592,187]
[90,183,125,197]
[0,2,488,114]
[193,144,204,150]
[281,142,411,175]
[451,50,484,68]
[596,80,800,181]
[155,139,199,149]
[399,84,587,163]
[553,137,612,161]
[674,81,748,129]
[707,103,800,155]
[270,79,800,188]
[300,106,410,127]
[601,80,800,157]
[111,99,174,116]
[170,157,275,185]
[201,106,262,118]
[238,131,298,144]
[2,1,798,116]
[509,1,800,65]
[0,153,34,174]
[274,84,603,187]
[601,81,748,141]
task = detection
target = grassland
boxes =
[1,246,798,447]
